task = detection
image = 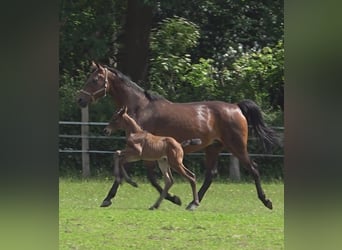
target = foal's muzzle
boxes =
[77,97,88,108]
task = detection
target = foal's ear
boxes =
[91,61,104,70]
[117,106,126,116]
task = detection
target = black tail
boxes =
[237,99,280,152]
[181,138,202,148]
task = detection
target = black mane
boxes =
[106,66,166,102]
[144,90,165,101]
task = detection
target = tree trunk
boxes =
[117,0,154,85]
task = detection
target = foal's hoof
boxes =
[211,168,218,177]
[186,202,199,211]
[127,181,138,188]
[264,199,273,210]
[100,200,112,207]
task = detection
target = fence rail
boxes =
[59,110,284,178]
[59,120,284,158]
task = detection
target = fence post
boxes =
[229,155,240,181]
[81,106,90,177]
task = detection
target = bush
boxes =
[219,40,284,113]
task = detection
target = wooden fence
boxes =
[59,109,284,178]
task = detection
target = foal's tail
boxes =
[181,138,202,148]
[237,99,280,152]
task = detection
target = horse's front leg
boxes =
[100,156,122,207]
[100,180,120,207]
[113,151,122,182]
[144,160,182,206]
[100,152,136,208]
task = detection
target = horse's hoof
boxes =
[149,206,157,210]
[172,195,182,206]
[100,200,112,207]
[265,199,273,210]
[186,202,199,211]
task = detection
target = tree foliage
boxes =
[157,0,283,64]
[59,0,124,121]
[148,15,283,116]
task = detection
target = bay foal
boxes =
[103,107,201,210]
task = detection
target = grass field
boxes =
[59,178,284,250]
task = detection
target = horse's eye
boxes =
[94,77,99,81]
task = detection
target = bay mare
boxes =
[77,62,279,210]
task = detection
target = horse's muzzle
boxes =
[103,127,111,136]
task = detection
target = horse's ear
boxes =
[124,106,128,114]
[90,61,98,72]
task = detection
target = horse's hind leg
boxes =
[227,137,273,210]
[243,156,272,209]
[149,159,173,210]
[250,161,273,209]
[186,143,223,209]
[144,161,182,206]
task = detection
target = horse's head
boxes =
[77,61,109,108]
[103,106,128,136]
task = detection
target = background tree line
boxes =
[59,0,284,180]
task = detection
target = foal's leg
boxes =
[186,143,223,209]
[119,165,138,187]
[114,149,138,187]
[149,159,174,210]
[144,161,182,206]
[175,162,199,211]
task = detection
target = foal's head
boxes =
[103,106,128,136]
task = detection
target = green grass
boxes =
[59,178,284,250]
